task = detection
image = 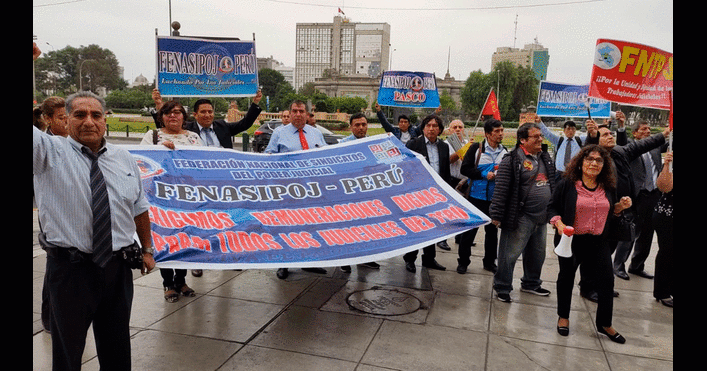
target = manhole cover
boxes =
[346,288,422,316]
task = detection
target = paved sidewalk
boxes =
[32,208,672,370]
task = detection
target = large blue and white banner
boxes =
[537,81,611,118]
[156,35,258,97]
[377,71,440,108]
[126,134,489,269]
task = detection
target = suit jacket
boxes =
[184,103,262,149]
[628,139,668,192]
[406,135,451,184]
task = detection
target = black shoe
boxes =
[359,262,380,269]
[628,269,654,279]
[497,293,512,303]
[276,268,289,279]
[557,318,569,336]
[302,267,327,274]
[456,264,467,274]
[191,269,203,277]
[580,291,599,303]
[422,260,446,271]
[483,264,497,273]
[657,297,673,307]
[405,261,416,273]
[615,270,630,280]
[597,326,626,344]
[437,241,451,251]
[341,265,351,273]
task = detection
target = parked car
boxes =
[251,119,345,152]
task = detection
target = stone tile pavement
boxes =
[33,208,672,370]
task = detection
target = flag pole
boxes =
[471,88,494,138]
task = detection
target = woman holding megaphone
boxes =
[550,144,632,343]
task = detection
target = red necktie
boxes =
[298,128,309,150]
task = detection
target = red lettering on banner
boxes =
[400,216,436,233]
[391,187,447,212]
[149,206,235,230]
[218,231,282,253]
[427,205,471,224]
[279,232,320,249]
[151,231,212,253]
[251,200,391,227]
[317,221,406,246]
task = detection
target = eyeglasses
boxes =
[583,156,604,164]
[165,110,183,116]
[527,134,544,140]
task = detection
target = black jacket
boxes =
[184,103,262,149]
[406,135,451,185]
[585,131,666,198]
[551,177,619,244]
[489,146,558,230]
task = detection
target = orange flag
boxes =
[482,89,501,121]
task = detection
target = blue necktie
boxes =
[82,147,113,268]
[203,127,216,147]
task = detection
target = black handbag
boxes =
[607,210,635,242]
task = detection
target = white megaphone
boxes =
[554,226,575,258]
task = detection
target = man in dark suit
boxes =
[187,91,263,149]
[403,114,450,272]
[613,121,669,280]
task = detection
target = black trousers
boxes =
[403,244,437,265]
[652,210,673,299]
[45,250,133,371]
[458,197,498,267]
[160,268,187,288]
[557,234,615,328]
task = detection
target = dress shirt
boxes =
[264,124,327,153]
[425,137,440,174]
[198,125,221,148]
[33,126,151,253]
[340,134,360,143]
[538,122,585,173]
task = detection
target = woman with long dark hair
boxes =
[550,144,632,343]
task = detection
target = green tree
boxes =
[460,61,538,121]
[258,68,295,111]
[34,44,126,95]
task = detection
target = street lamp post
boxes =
[79,59,96,92]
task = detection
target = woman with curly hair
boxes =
[550,144,632,343]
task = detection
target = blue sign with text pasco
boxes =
[377,71,440,108]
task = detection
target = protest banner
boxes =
[589,39,672,109]
[156,35,259,97]
[126,134,490,269]
[537,81,611,118]
[377,71,440,108]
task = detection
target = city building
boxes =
[491,38,549,81]
[295,16,390,91]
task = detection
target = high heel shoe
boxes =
[557,318,569,336]
[597,326,626,344]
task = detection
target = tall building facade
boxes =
[491,39,549,81]
[295,16,390,91]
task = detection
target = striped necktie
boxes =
[82,147,113,268]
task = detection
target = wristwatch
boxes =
[142,247,155,255]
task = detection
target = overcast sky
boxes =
[33,0,673,88]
